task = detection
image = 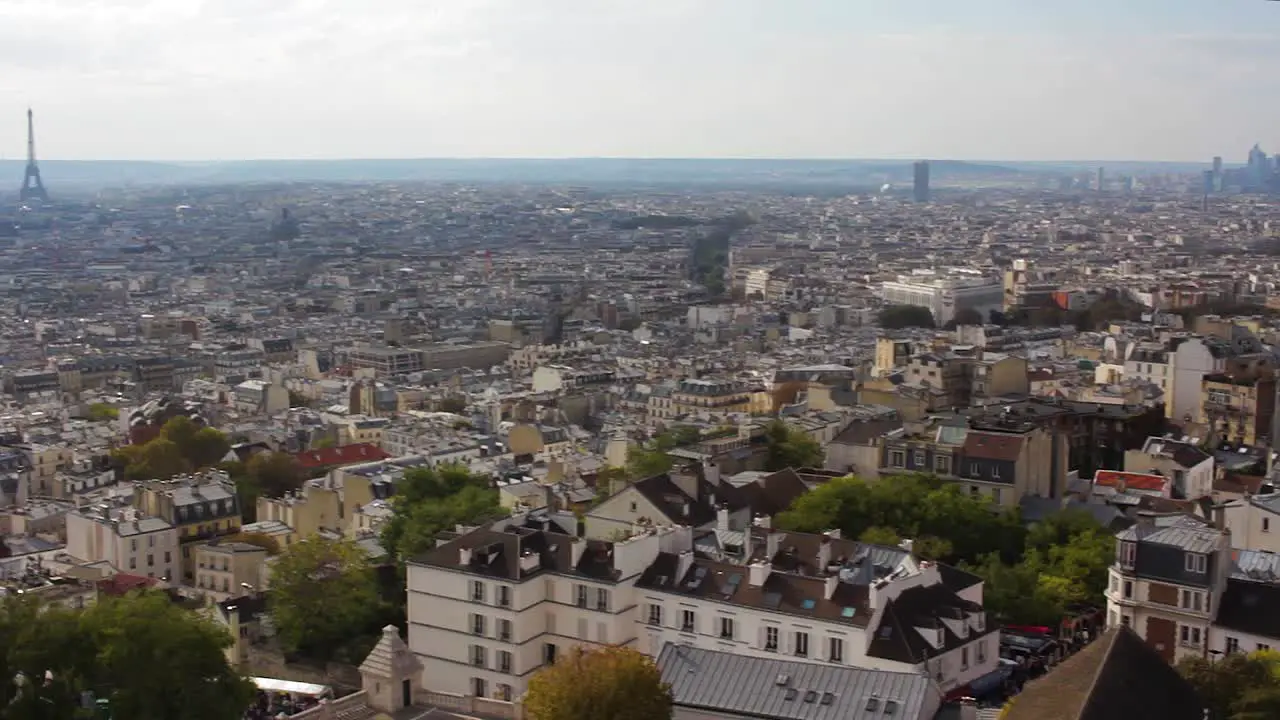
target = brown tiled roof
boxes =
[962,432,1025,462]
[96,573,159,597]
[1003,626,1202,720]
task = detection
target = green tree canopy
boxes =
[86,403,119,421]
[525,646,673,720]
[625,428,701,479]
[764,420,824,471]
[0,591,255,720]
[1179,650,1280,720]
[186,427,232,469]
[878,304,936,329]
[245,451,305,498]
[381,466,500,562]
[269,537,382,660]
[114,437,191,481]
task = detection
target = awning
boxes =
[250,677,329,697]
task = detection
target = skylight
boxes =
[801,599,816,610]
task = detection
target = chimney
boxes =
[766,532,783,561]
[543,483,555,511]
[459,547,473,566]
[703,460,721,487]
[824,573,839,600]
[818,536,832,569]
[743,526,755,561]
[570,537,587,567]
[716,505,730,532]
[676,550,694,581]
[748,560,772,587]
[1213,503,1226,531]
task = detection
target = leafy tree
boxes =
[114,438,191,480]
[525,646,672,720]
[160,416,201,454]
[438,396,468,414]
[595,466,631,497]
[86,403,119,421]
[878,304,936,329]
[0,591,255,720]
[246,451,305,498]
[186,427,232,468]
[1179,650,1280,720]
[380,466,500,563]
[859,526,901,546]
[270,537,382,660]
[764,420,824,471]
[952,307,985,326]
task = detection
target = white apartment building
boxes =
[65,507,180,580]
[879,270,1002,327]
[406,510,999,703]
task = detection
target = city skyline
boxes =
[1,0,1278,162]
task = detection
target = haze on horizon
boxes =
[0,0,1274,164]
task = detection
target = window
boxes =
[1180,590,1204,612]
[497,585,511,608]
[129,557,136,570]
[471,614,486,636]
[829,637,844,663]
[1179,626,1202,648]
[890,450,905,468]
[131,539,137,552]
[913,451,925,467]
[471,581,485,602]
[991,488,1002,504]
[147,554,154,567]
[1118,541,1136,567]
[719,617,734,640]
[1265,518,1272,533]
[977,640,987,663]
[961,646,970,669]
[497,651,512,673]
[1226,637,1240,654]
[969,463,980,476]
[1260,643,1272,652]
[543,643,558,664]
[498,619,512,642]
[471,678,487,698]
[794,631,809,658]
[497,684,513,702]
[765,626,779,651]
[575,585,588,608]
[647,604,663,626]
[1185,553,1207,574]
[935,455,950,474]
[681,610,696,633]
[596,588,610,611]
[164,551,171,563]
[1123,581,1133,599]
[148,535,155,547]
[470,645,486,667]
[1121,615,1131,627]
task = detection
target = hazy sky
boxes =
[0,0,1275,161]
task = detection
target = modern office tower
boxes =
[1212,156,1223,192]
[1096,167,1105,193]
[912,161,930,202]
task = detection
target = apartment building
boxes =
[1124,437,1214,500]
[194,541,269,599]
[406,510,999,703]
[131,471,242,581]
[1200,372,1275,447]
[1104,514,1229,663]
[65,507,180,580]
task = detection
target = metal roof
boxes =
[1116,515,1222,553]
[657,643,935,720]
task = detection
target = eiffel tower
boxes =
[19,108,48,203]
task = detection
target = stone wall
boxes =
[242,646,363,693]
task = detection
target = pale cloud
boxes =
[0,1,1274,161]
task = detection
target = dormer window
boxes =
[1185,553,1207,574]
[1118,541,1136,568]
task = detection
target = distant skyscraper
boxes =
[1212,156,1223,193]
[1096,167,1105,193]
[912,161,930,202]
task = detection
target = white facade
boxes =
[1168,339,1223,423]
[1104,566,1214,664]
[880,272,1002,326]
[65,510,180,580]
[1221,497,1280,554]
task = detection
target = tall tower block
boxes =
[912,161,930,203]
[19,109,48,203]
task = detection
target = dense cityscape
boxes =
[5,95,1280,719]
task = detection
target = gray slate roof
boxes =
[657,643,935,720]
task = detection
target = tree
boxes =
[0,591,255,720]
[270,537,382,660]
[952,307,985,326]
[160,416,201,455]
[595,466,630,497]
[86,403,118,421]
[764,420,825,471]
[525,646,672,720]
[246,451,305,498]
[115,437,191,480]
[381,466,500,562]
[859,526,901,546]
[1179,650,1280,720]
[186,427,232,469]
[878,305,935,329]
[438,396,468,414]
